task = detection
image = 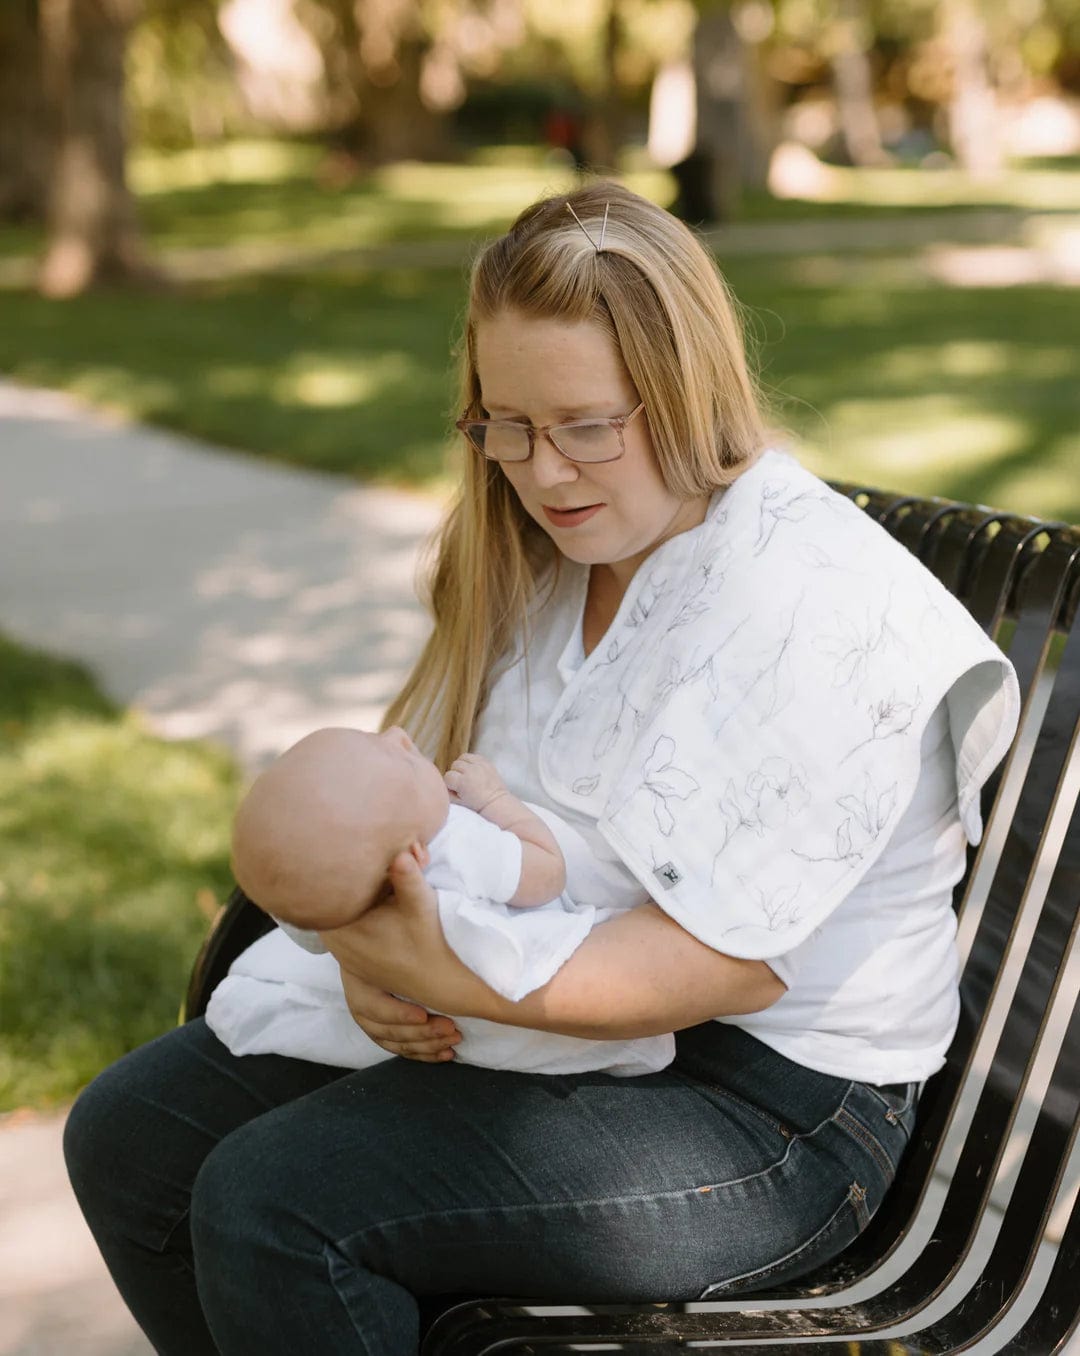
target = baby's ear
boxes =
[409,839,431,870]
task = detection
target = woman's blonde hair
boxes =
[383,180,768,768]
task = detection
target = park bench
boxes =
[183,483,1080,1356]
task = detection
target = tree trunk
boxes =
[828,0,889,166]
[942,0,1002,178]
[582,0,625,173]
[301,0,448,164]
[355,32,446,163]
[677,4,774,224]
[38,0,154,297]
[0,1,50,223]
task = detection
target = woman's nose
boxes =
[529,433,579,488]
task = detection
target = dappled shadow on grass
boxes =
[0,267,465,484]
[726,260,1080,523]
[1,255,1077,520]
[137,173,491,252]
[0,636,239,1109]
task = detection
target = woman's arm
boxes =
[319,851,785,1059]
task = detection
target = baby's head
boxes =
[231,726,450,933]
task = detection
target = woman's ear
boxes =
[409,839,431,870]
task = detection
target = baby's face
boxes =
[372,726,450,841]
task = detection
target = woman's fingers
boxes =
[338,969,435,1033]
[339,962,463,1062]
[383,1030,463,1062]
[347,985,430,1026]
[354,1016,463,1062]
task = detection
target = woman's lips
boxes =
[542,503,603,528]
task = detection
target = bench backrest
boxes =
[779,489,1080,1309]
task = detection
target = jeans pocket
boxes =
[697,1180,870,1299]
[863,1080,919,1126]
[837,1081,917,1186]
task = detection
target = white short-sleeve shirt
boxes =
[473,569,966,1085]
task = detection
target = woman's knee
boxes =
[64,1025,238,1250]
[189,1128,259,1249]
[64,1054,149,1218]
[189,1115,304,1257]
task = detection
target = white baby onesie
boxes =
[205,804,673,1077]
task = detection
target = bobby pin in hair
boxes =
[565,201,610,253]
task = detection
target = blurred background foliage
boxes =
[0,0,1077,517]
[2,0,1079,1108]
[1,0,1077,510]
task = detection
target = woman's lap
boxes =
[65,1018,915,1354]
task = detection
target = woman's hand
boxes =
[336,971,461,1063]
[318,852,486,1061]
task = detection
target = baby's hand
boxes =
[445,753,508,815]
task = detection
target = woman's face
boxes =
[473,311,710,594]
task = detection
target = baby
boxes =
[230,725,567,939]
[205,726,674,1077]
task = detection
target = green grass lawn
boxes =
[2,144,1077,517]
[0,633,239,1110]
[5,141,1076,265]
[1,255,1076,519]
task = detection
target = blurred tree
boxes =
[826,0,888,164]
[298,0,451,163]
[586,0,627,170]
[131,0,242,148]
[941,0,1003,176]
[673,0,778,222]
[0,1,50,223]
[37,0,155,297]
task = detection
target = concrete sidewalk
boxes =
[0,379,442,1355]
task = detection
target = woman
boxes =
[65,182,1018,1355]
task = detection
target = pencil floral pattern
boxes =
[720,879,803,938]
[712,757,810,882]
[793,772,898,866]
[625,572,669,629]
[531,450,1011,950]
[594,689,642,759]
[668,545,733,629]
[755,484,827,556]
[796,542,860,574]
[737,603,799,723]
[636,736,700,836]
[812,589,903,697]
[842,689,921,762]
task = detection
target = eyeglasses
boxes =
[456,402,645,465]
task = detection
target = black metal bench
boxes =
[184,485,1080,1356]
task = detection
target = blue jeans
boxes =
[64,1018,916,1356]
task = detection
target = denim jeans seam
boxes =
[159,1207,195,1266]
[333,1180,772,1249]
[675,1070,856,1146]
[322,1241,383,1356]
[833,1105,895,1180]
[679,1076,795,1141]
[331,1111,865,1259]
[695,1180,865,1298]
